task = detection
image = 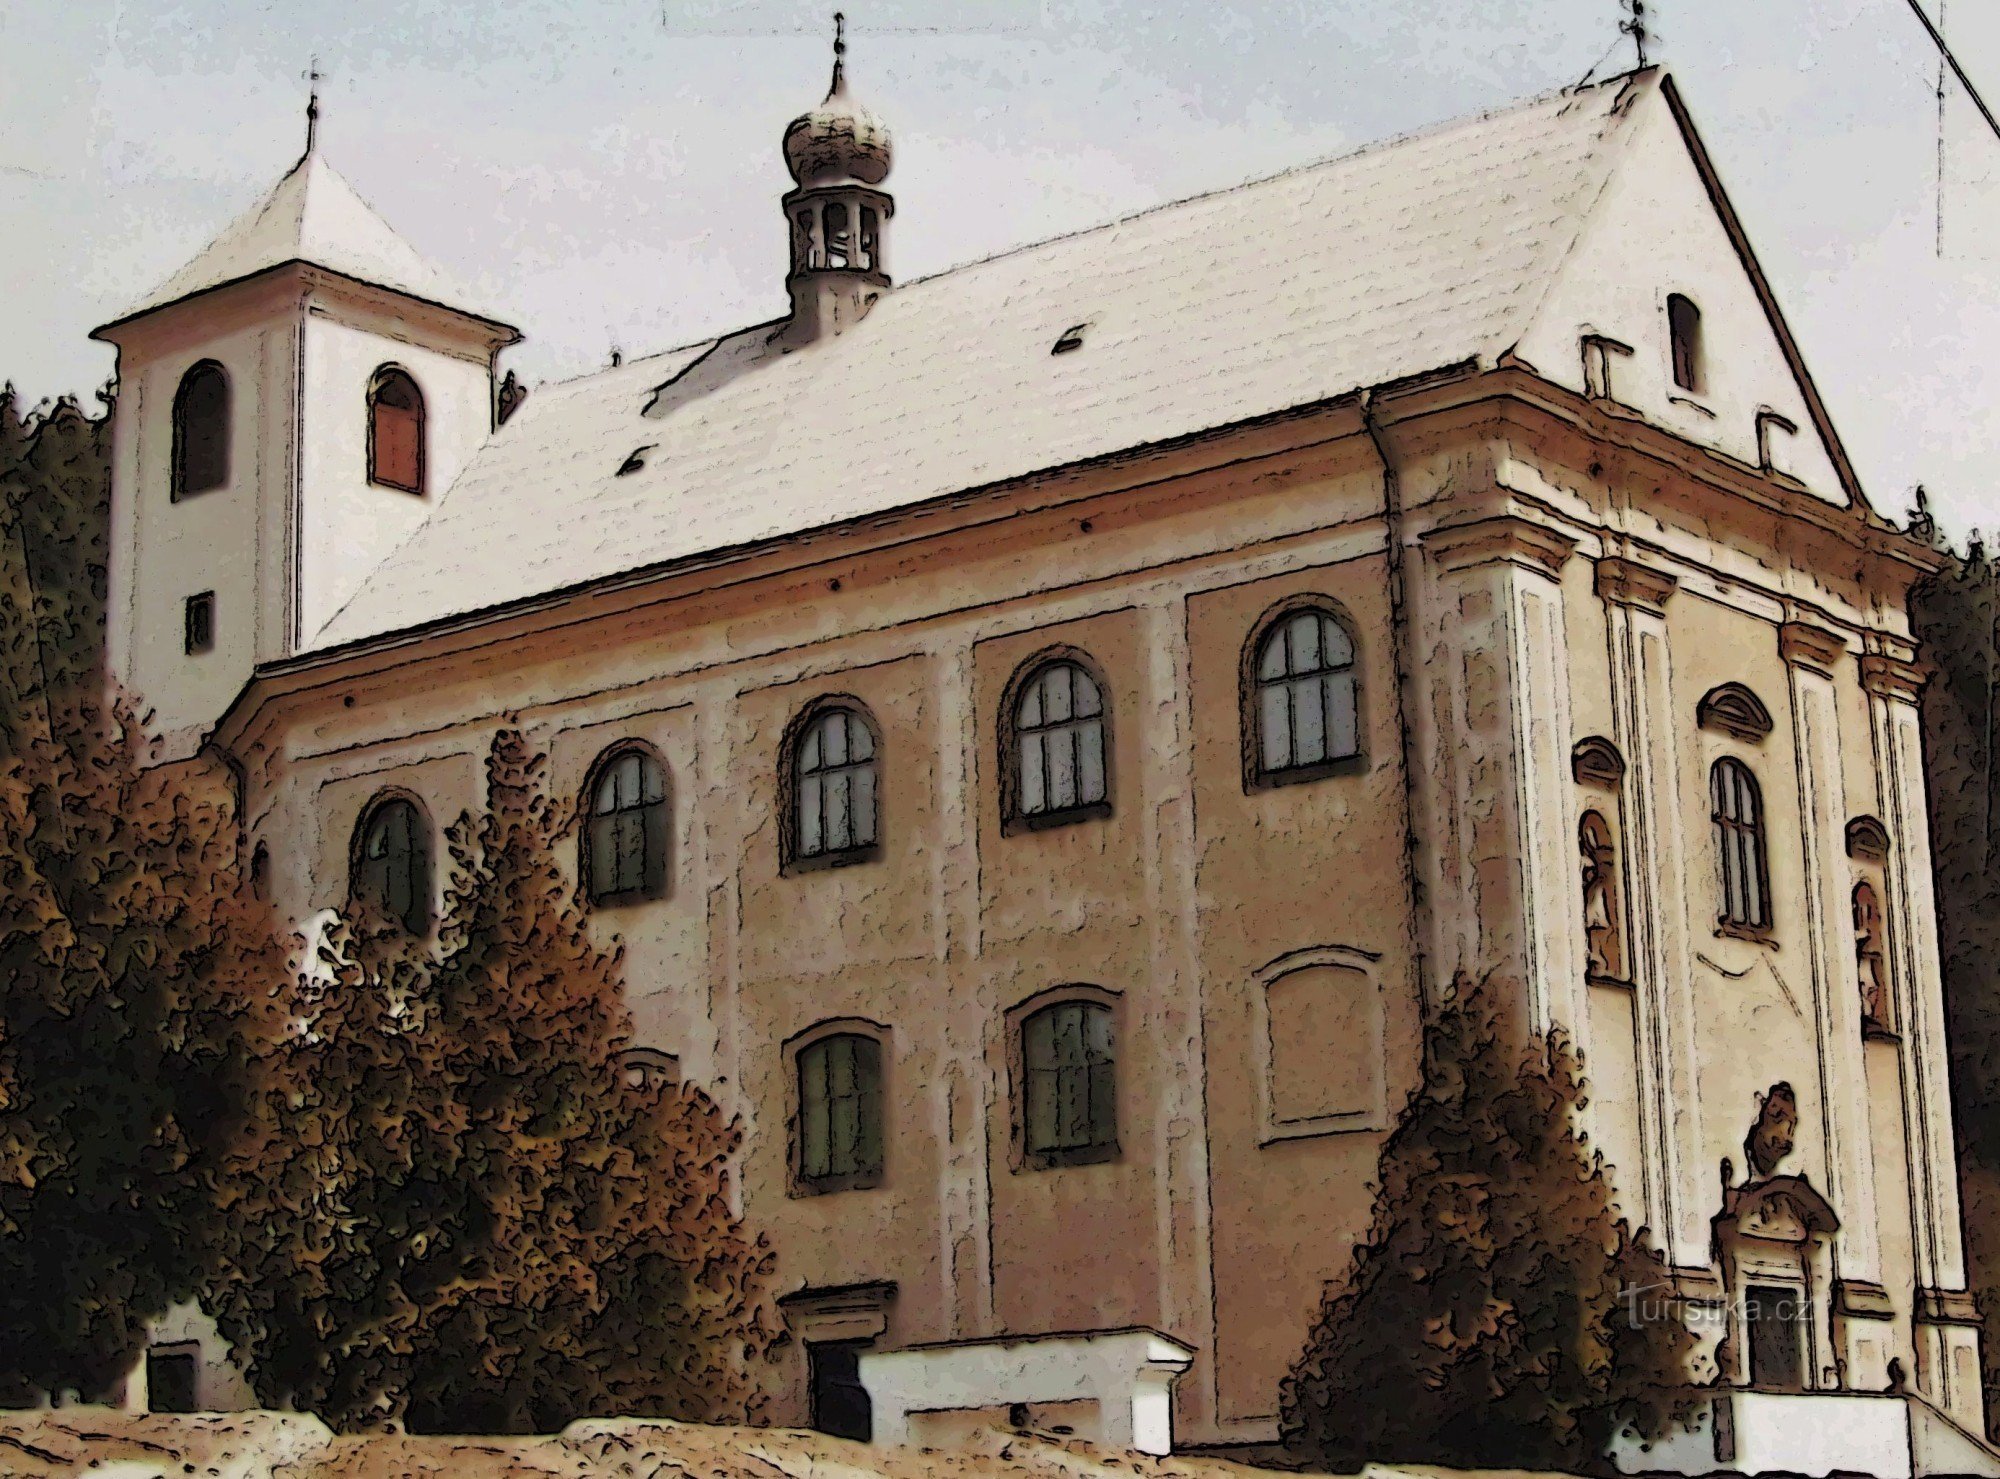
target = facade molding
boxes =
[1778,620,1847,677]
[1595,556,1680,616]
[1419,513,1578,580]
[1860,653,1928,704]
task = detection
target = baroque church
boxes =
[94,40,1994,1472]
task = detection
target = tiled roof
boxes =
[311,72,1654,650]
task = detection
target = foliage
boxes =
[0,384,111,712]
[1913,538,2000,1435]
[0,379,269,1402]
[207,730,780,1433]
[1280,972,1695,1473]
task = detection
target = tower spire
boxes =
[829,12,846,97]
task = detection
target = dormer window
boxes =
[367,366,426,494]
[1668,293,1704,395]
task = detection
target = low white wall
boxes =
[859,1328,1192,1455]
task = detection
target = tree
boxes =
[1280,973,1695,1473]
[0,380,267,1403]
[1913,535,2000,1435]
[0,384,111,706]
[208,730,780,1432]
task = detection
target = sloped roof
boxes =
[312,72,1663,651]
[108,149,469,325]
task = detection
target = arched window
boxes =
[351,795,431,935]
[824,201,852,268]
[584,744,668,904]
[1668,293,1704,395]
[1711,758,1770,933]
[171,361,230,499]
[1018,997,1117,1167]
[1248,602,1360,785]
[788,704,879,867]
[368,366,426,494]
[1007,657,1109,826]
[795,1031,884,1193]
[1580,811,1625,982]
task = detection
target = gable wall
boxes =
[1510,85,1848,506]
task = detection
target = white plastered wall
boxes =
[295,306,492,646]
[1511,84,1847,505]
[107,314,296,748]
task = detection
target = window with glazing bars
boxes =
[586,747,668,903]
[1012,661,1107,822]
[1253,607,1358,779]
[1711,757,1770,932]
[353,796,431,935]
[1021,999,1116,1165]
[794,707,878,863]
[796,1033,883,1191]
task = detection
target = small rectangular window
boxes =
[184,592,215,655]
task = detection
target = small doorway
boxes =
[1745,1283,1807,1390]
[809,1339,874,1441]
[146,1344,200,1413]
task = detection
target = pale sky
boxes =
[5,0,2000,538]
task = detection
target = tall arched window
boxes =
[368,366,426,494]
[351,795,432,935]
[1668,293,1704,395]
[1711,758,1770,933]
[1018,997,1117,1167]
[789,704,879,867]
[1248,602,1360,785]
[584,744,668,904]
[1007,657,1109,827]
[795,1031,885,1193]
[171,361,230,499]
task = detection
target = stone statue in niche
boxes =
[1579,811,1622,980]
[1745,1081,1798,1180]
[1853,881,1889,1028]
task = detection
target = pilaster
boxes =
[1419,514,1580,1033]
[933,641,994,1337]
[1862,648,1978,1421]
[1779,618,1879,1284]
[1139,596,1216,1436]
[1596,555,1704,1265]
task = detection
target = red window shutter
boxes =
[372,403,422,492]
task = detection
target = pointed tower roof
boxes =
[99,145,510,336]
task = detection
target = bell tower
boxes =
[92,105,518,751]
[778,14,895,345]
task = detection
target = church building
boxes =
[93,46,1992,1472]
